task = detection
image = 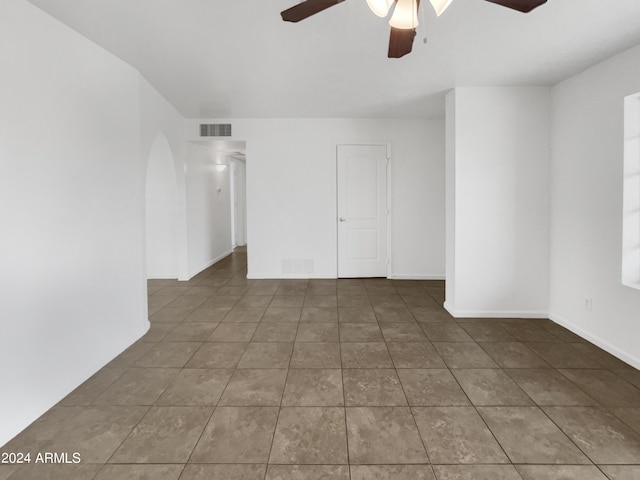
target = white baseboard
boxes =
[388,274,446,280]
[246,273,336,279]
[146,273,178,280]
[443,302,548,319]
[548,312,640,370]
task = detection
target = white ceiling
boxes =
[27,0,640,118]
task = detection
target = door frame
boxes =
[335,142,392,278]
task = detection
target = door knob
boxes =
[339,217,347,222]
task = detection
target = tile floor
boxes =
[3,247,640,479]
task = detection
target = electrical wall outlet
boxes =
[584,296,592,311]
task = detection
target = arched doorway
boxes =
[145,132,178,278]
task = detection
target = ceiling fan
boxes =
[281,0,548,58]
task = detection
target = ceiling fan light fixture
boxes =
[366,0,394,17]
[389,0,419,29]
[429,0,453,16]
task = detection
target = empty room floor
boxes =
[3,249,640,480]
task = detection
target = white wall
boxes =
[549,44,640,368]
[187,118,446,279]
[232,159,247,247]
[0,0,147,446]
[445,87,551,317]
[145,133,179,278]
[139,77,189,280]
[186,144,233,277]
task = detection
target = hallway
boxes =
[2,248,640,479]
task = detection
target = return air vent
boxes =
[200,123,232,137]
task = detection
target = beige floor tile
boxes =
[434,342,499,368]
[163,323,217,342]
[105,341,155,368]
[290,342,341,368]
[219,368,287,406]
[610,407,640,434]
[387,342,446,368]
[180,464,266,480]
[570,343,630,370]
[451,369,534,406]
[238,342,293,368]
[432,465,521,480]
[343,369,407,406]
[295,323,339,342]
[413,406,508,464]
[6,406,148,463]
[186,342,247,368]
[558,369,640,407]
[110,406,212,463]
[351,465,435,480]
[276,282,309,296]
[505,369,598,406]
[398,369,470,406]
[267,465,349,480]
[270,295,305,307]
[252,323,299,342]
[340,342,394,368]
[380,323,427,342]
[370,294,405,309]
[184,306,231,323]
[269,407,348,464]
[190,406,279,463]
[201,295,241,308]
[525,343,600,368]
[59,368,125,406]
[142,322,180,342]
[4,465,101,480]
[599,465,640,480]
[304,295,338,308]
[478,406,590,464]
[0,465,19,480]
[207,323,258,342]
[515,465,608,480]
[421,323,473,342]
[262,307,302,323]
[222,306,266,323]
[374,306,415,323]
[337,295,371,308]
[93,464,184,480]
[93,368,179,405]
[479,342,550,368]
[134,342,201,368]
[544,406,640,464]
[346,406,428,464]
[339,323,383,342]
[156,368,233,406]
[282,369,344,406]
[338,307,377,323]
[458,323,516,342]
[300,307,338,323]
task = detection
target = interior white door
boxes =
[337,145,388,278]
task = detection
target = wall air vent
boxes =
[200,123,232,137]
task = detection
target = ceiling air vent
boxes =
[200,123,232,137]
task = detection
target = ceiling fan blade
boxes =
[388,27,416,58]
[483,0,547,13]
[281,0,346,22]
